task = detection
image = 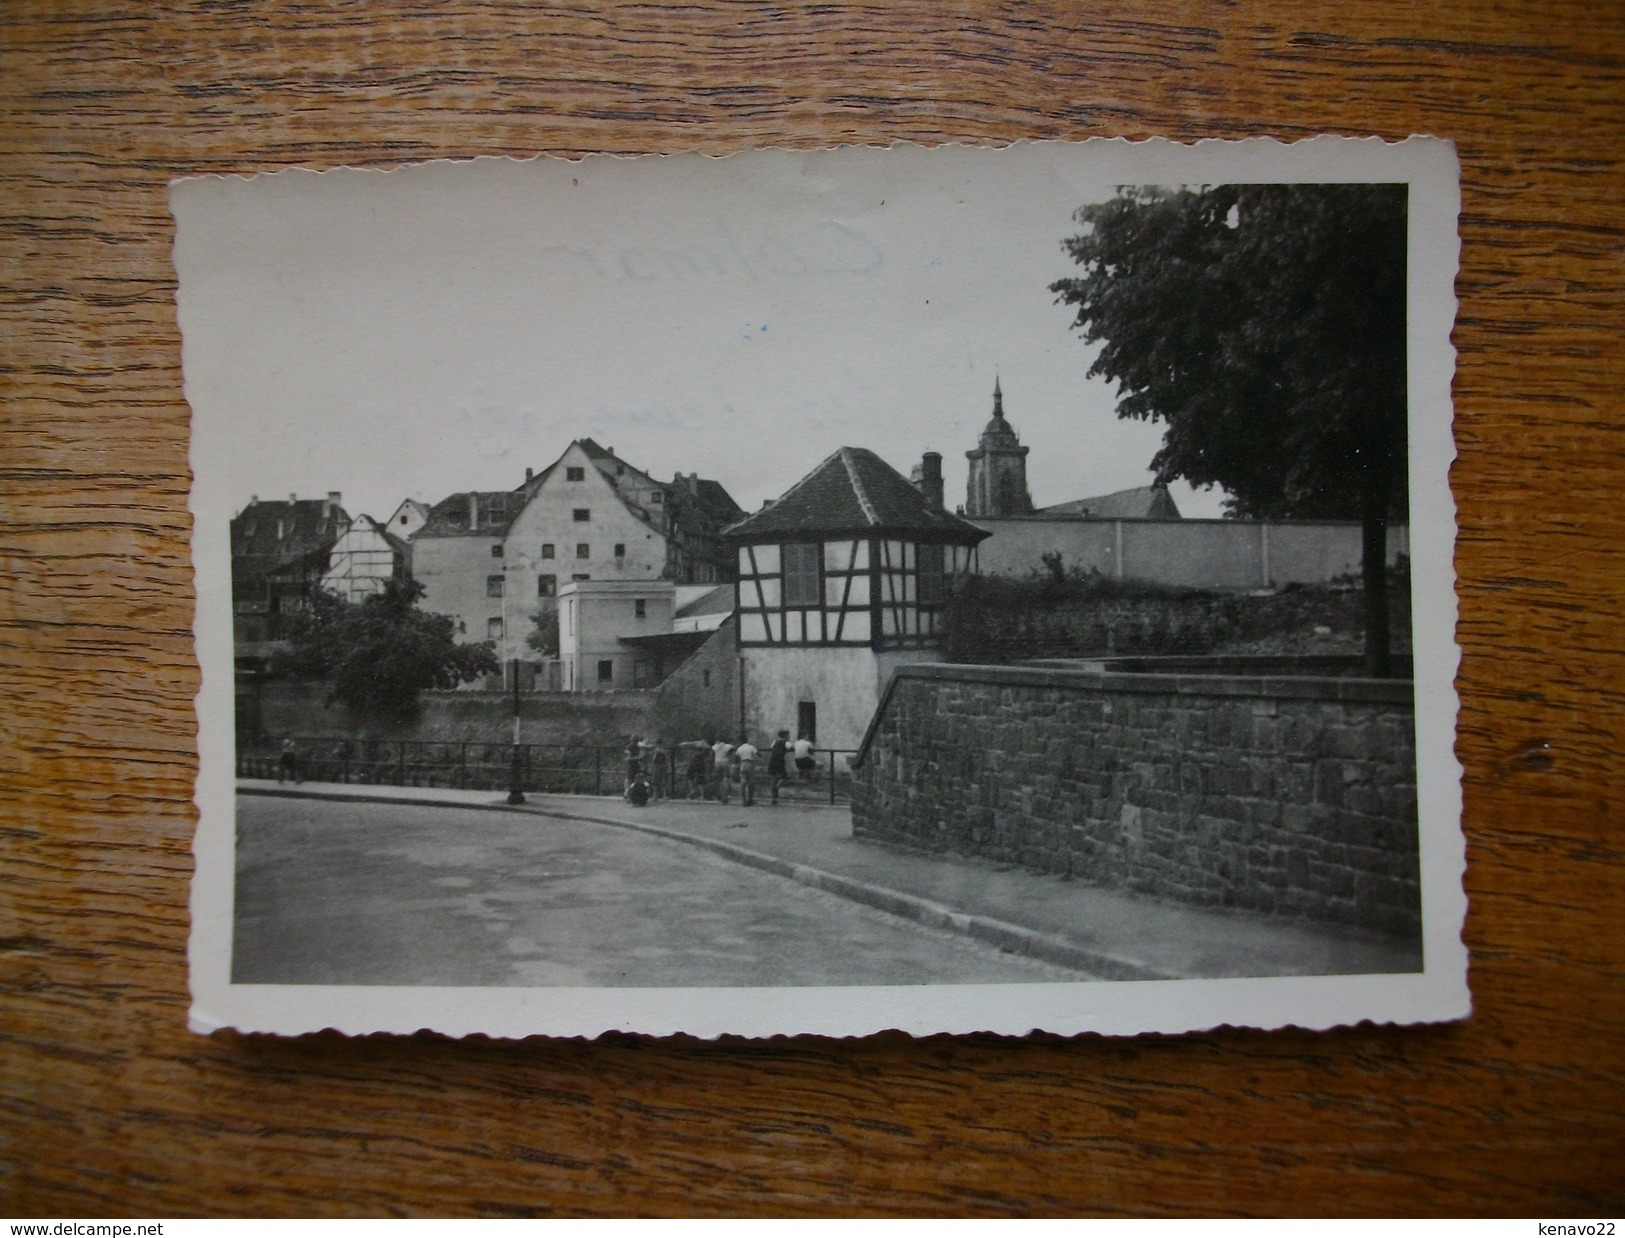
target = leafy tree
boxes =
[1051,183,1408,675]
[526,604,559,658]
[275,577,499,718]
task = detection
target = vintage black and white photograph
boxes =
[180,137,1467,1038]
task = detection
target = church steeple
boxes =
[965,377,1034,517]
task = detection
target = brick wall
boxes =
[851,663,1420,938]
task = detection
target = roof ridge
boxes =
[760,446,846,514]
[839,447,881,527]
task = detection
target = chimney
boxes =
[525,467,533,482]
[917,451,944,511]
[250,494,258,505]
[468,493,479,528]
[289,493,297,503]
[325,490,341,518]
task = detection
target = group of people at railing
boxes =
[623,732,821,808]
[255,732,842,803]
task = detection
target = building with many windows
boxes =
[722,447,987,750]
[410,439,743,682]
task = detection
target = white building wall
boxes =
[558,581,675,692]
[412,534,506,647]
[973,516,1410,588]
[739,645,944,752]
[501,442,669,664]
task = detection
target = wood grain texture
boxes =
[2,0,1622,1216]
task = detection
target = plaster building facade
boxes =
[724,446,987,750]
[385,498,431,540]
[558,580,677,692]
[410,489,518,652]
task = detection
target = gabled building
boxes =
[411,438,743,678]
[231,492,351,664]
[322,513,411,602]
[385,498,432,540]
[723,447,987,750]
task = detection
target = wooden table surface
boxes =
[3,1,1621,1217]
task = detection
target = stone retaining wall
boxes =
[851,663,1420,938]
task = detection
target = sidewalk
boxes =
[238,779,1422,980]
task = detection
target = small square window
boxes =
[486,575,504,597]
[566,466,585,481]
[634,599,646,618]
[614,543,626,559]
[572,508,590,522]
[541,543,555,559]
[597,659,614,683]
[615,465,625,476]
[576,543,590,559]
[487,617,504,641]
[491,544,504,558]
[538,574,556,597]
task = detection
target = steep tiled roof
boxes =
[723,448,989,543]
[416,490,523,538]
[231,497,350,579]
[1040,485,1182,520]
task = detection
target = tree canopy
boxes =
[276,577,499,717]
[1051,182,1407,520]
[1050,182,1409,674]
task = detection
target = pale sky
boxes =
[174,143,1247,525]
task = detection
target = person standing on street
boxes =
[793,734,816,780]
[767,730,791,805]
[685,742,711,800]
[711,737,735,804]
[735,737,760,806]
[278,738,300,785]
[649,741,671,800]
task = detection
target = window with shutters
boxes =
[782,543,821,606]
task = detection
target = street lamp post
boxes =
[507,658,526,805]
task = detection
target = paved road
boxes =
[233,795,1087,986]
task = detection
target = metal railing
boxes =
[239,738,860,804]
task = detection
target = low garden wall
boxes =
[851,662,1420,937]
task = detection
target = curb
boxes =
[238,784,1173,982]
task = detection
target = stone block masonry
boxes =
[851,663,1420,939]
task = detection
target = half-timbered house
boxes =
[722,447,987,750]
